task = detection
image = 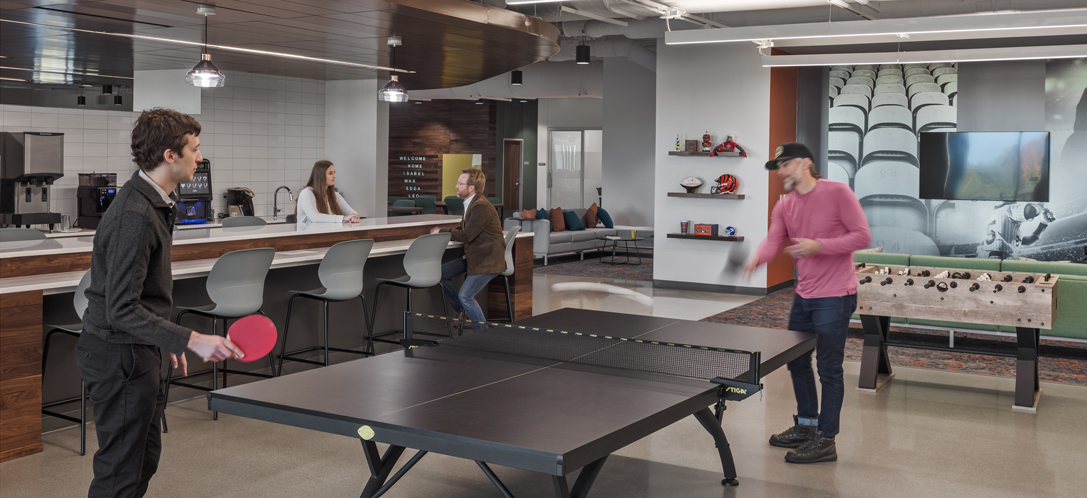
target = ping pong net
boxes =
[404,313,760,386]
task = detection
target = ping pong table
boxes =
[208,308,815,497]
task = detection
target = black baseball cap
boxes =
[765,142,814,170]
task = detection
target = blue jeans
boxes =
[786,293,857,438]
[440,258,497,331]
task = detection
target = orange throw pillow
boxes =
[521,209,537,220]
[584,203,599,228]
[549,207,566,232]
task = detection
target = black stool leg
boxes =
[255,310,276,377]
[503,275,514,322]
[323,300,330,367]
[360,294,373,355]
[163,309,194,432]
[278,294,300,376]
[80,379,86,456]
[367,283,386,355]
[403,287,412,342]
[211,318,218,420]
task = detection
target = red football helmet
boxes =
[712,174,738,194]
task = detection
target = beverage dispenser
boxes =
[0,132,64,228]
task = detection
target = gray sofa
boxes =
[504,208,653,265]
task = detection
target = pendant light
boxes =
[576,43,590,64]
[77,87,85,106]
[378,36,408,102]
[511,70,523,85]
[114,94,123,105]
[185,6,225,88]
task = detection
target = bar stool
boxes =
[222,216,267,228]
[368,232,452,351]
[0,227,46,242]
[497,226,520,322]
[277,239,375,374]
[41,270,92,455]
[163,247,276,427]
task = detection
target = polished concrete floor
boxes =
[3,272,1085,498]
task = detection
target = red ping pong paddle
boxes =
[226,315,278,362]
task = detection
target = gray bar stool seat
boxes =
[41,270,92,455]
[221,216,267,228]
[368,232,452,351]
[497,226,520,322]
[278,239,375,374]
[164,247,276,427]
[0,227,46,241]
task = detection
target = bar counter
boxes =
[0,215,535,462]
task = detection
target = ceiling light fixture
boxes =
[102,85,113,95]
[760,43,1087,67]
[77,89,85,106]
[0,66,133,80]
[576,43,590,64]
[0,19,413,75]
[511,69,522,86]
[475,98,484,104]
[378,36,408,103]
[666,8,1087,46]
[186,6,225,88]
[114,95,123,105]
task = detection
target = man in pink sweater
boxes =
[744,143,871,464]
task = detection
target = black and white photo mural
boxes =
[826,61,1087,262]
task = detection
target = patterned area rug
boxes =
[702,287,1087,386]
[533,251,654,281]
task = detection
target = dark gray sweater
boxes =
[82,170,191,355]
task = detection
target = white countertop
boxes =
[1,215,462,259]
[0,231,533,295]
[45,217,291,238]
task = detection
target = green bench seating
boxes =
[852,252,1087,340]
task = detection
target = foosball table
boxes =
[854,263,1059,412]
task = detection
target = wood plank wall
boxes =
[0,291,44,462]
[388,100,497,200]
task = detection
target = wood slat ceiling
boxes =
[0,0,560,88]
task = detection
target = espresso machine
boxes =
[76,173,117,229]
[1,132,64,228]
[176,159,212,224]
[226,187,255,217]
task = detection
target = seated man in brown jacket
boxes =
[430,169,507,330]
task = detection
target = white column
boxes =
[324,80,388,219]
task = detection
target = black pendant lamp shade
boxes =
[511,69,523,85]
[576,44,590,64]
[77,95,86,106]
[114,95,123,105]
[186,12,226,88]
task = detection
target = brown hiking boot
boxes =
[769,415,815,448]
[785,431,837,464]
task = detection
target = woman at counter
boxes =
[296,160,361,223]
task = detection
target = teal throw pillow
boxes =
[563,210,586,231]
[536,208,549,221]
[597,208,614,228]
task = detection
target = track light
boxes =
[511,70,523,85]
[114,95,123,105]
[378,36,408,102]
[102,85,113,95]
[576,44,590,64]
[186,7,226,88]
[475,99,484,104]
[77,95,85,106]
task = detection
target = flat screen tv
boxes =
[918,131,1050,202]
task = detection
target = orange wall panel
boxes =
[767,65,798,288]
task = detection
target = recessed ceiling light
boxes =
[0,66,133,80]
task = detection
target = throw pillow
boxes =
[549,207,566,232]
[537,208,549,221]
[583,203,599,228]
[521,209,537,220]
[597,207,614,229]
[563,210,586,231]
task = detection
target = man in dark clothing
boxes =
[430,168,507,331]
[78,108,241,498]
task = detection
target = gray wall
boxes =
[957,60,1046,131]
[325,79,388,219]
[602,57,656,226]
[797,66,829,177]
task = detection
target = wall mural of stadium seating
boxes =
[827,61,1087,262]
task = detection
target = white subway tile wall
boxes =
[0,73,325,226]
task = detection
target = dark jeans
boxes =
[440,258,497,331]
[76,333,166,498]
[786,293,857,438]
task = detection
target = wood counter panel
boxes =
[0,223,460,278]
[0,290,43,462]
[487,235,533,321]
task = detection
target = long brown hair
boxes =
[304,160,342,215]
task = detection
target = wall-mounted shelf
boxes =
[668,192,745,199]
[667,150,741,157]
[667,233,744,242]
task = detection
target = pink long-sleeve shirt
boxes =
[754,179,872,299]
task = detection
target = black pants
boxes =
[76,333,165,498]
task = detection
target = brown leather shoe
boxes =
[785,431,837,464]
[769,415,815,448]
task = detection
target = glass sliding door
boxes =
[548,129,602,209]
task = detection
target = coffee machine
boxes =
[76,173,117,229]
[176,159,212,224]
[226,187,255,217]
[1,132,64,228]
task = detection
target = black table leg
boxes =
[693,407,739,486]
[858,314,894,391]
[552,455,608,498]
[1013,327,1041,412]
[360,440,405,498]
